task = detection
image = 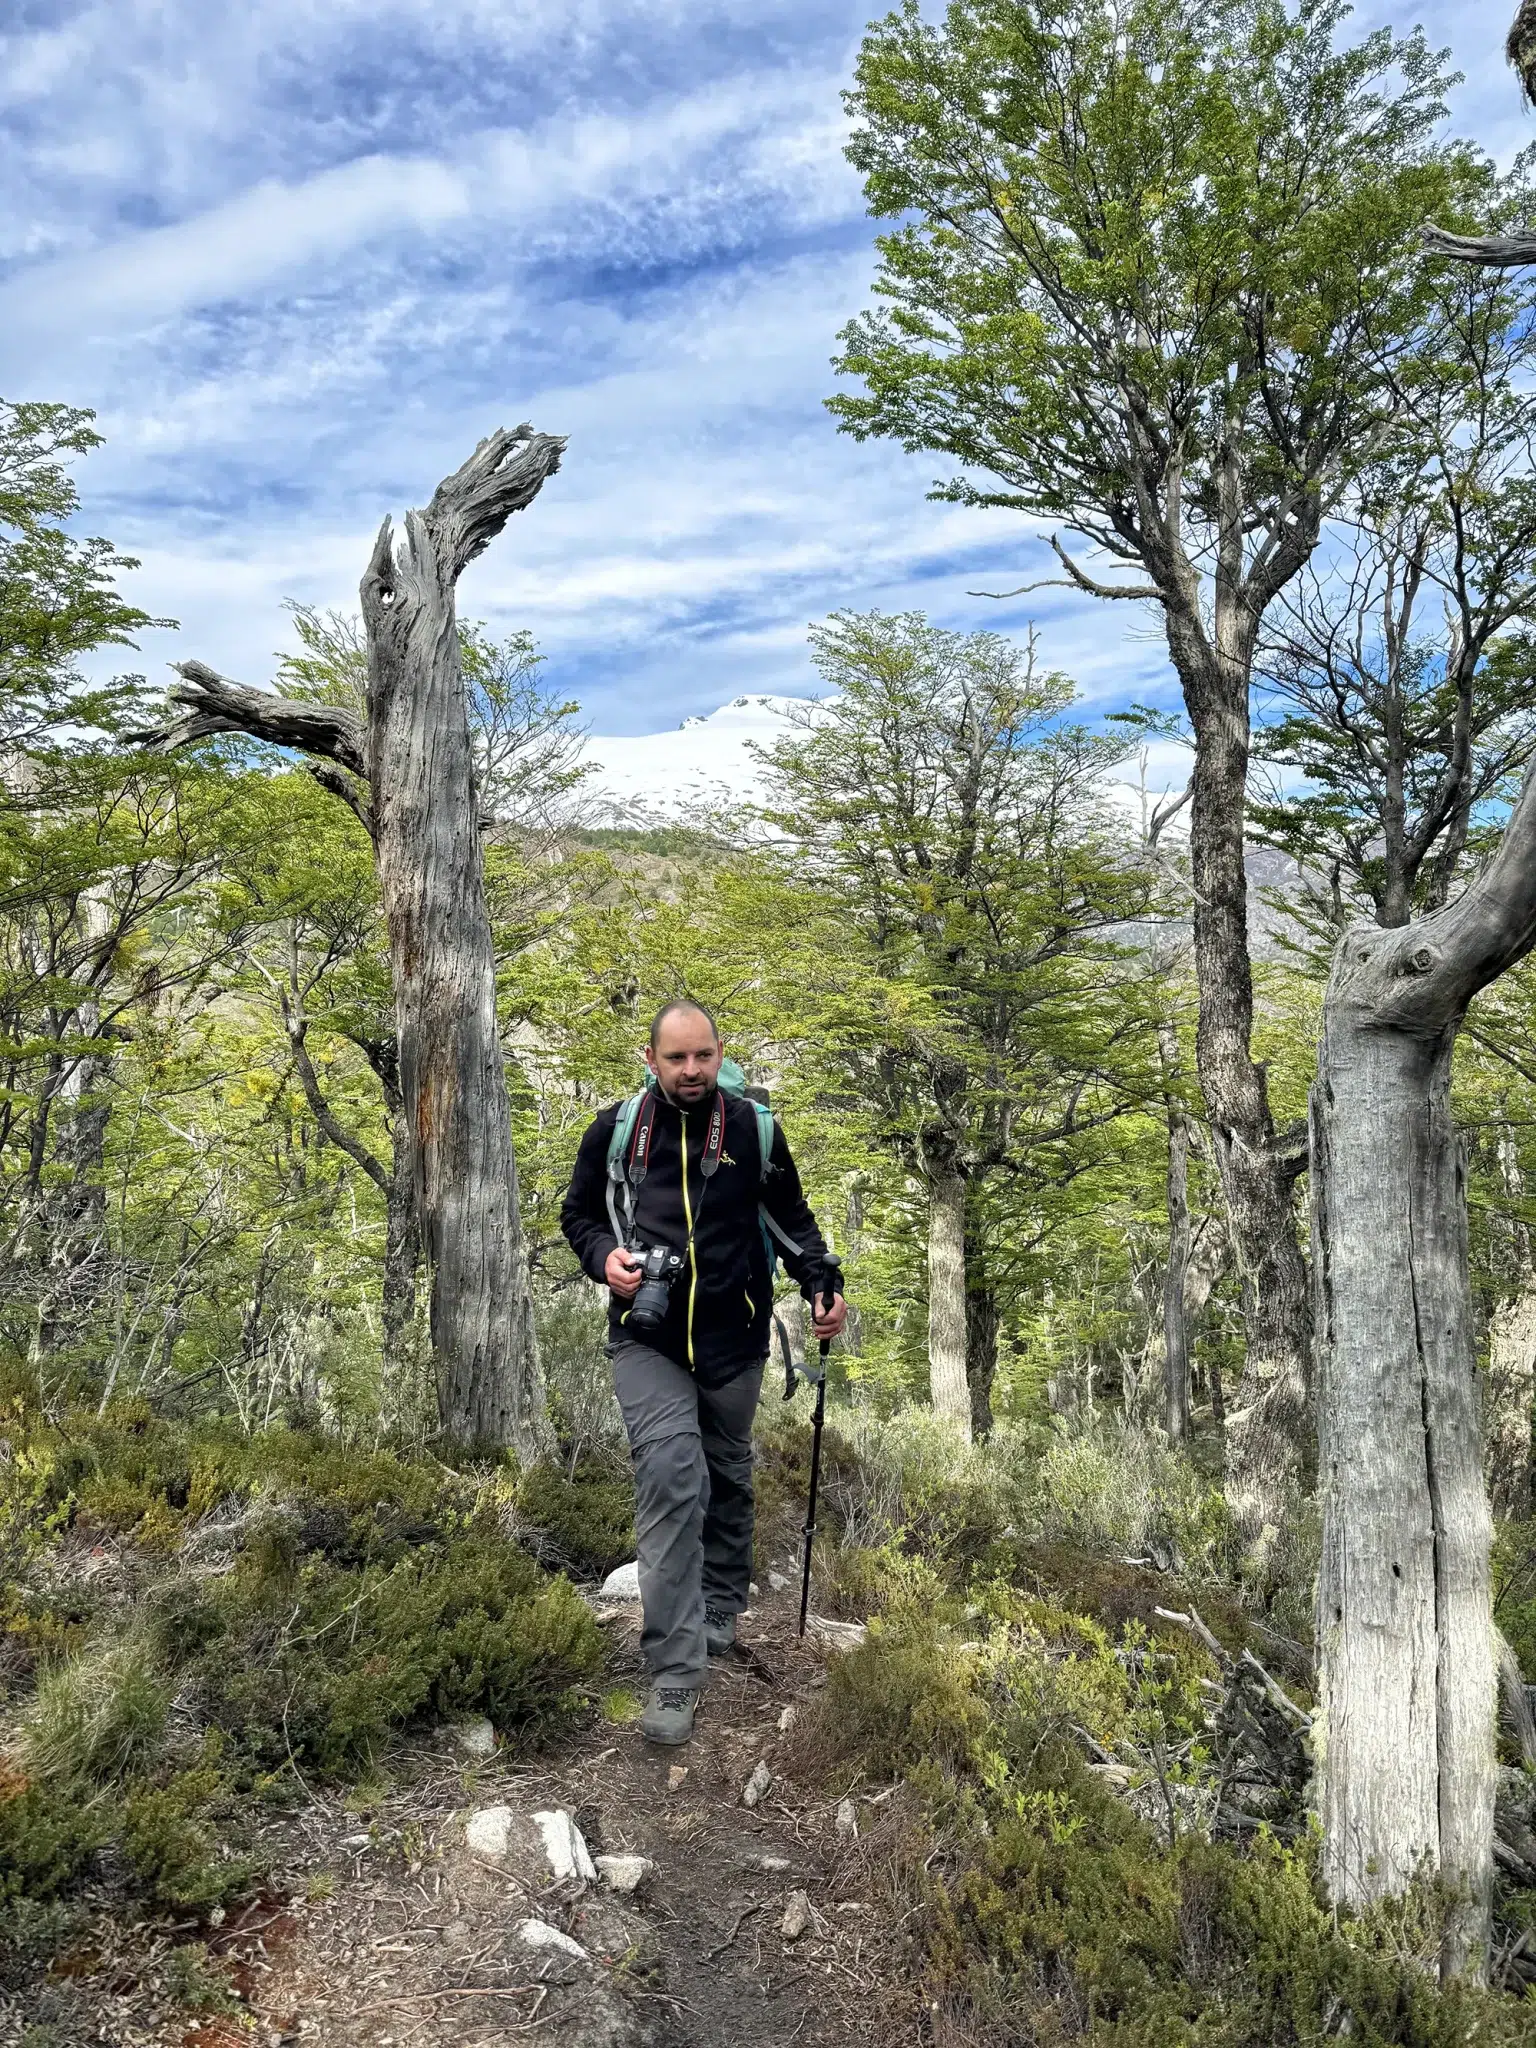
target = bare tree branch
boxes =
[1422,224,1536,268]
[281,1002,390,1194]
[124,660,369,779]
[969,533,1162,603]
[421,425,567,583]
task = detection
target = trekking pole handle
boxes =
[816,1269,837,1360]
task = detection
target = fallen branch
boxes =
[1153,1605,1225,1663]
[1240,1648,1312,1729]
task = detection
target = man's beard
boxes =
[663,1076,714,1105]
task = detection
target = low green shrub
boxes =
[122,1751,255,1912]
[1,1400,607,1943]
[0,1764,108,1903]
[816,1587,1529,2045]
[162,1527,603,1775]
[516,1460,635,1580]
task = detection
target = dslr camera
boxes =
[627,1243,687,1335]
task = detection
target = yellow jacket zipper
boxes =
[680,1109,697,1366]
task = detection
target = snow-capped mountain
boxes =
[578,693,810,820]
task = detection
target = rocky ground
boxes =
[2,1577,919,2048]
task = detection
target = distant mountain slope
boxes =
[579,694,805,819]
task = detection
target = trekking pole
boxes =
[790,1275,835,1639]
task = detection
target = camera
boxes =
[627,1244,687,1335]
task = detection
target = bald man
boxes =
[560,1002,846,1743]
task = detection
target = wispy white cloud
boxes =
[8,0,1524,743]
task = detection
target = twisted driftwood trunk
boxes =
[130,429,560,1457]
[1312,748,1536,1978]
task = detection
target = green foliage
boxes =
[0,1401,604,1936]
[516,1460,635,1581]
[833,0,1469,540]
[0,1763,109,1903]
[20,1634,170,1787]
[819,1586,1527,2044]
[1032,1424,1236,1581]
[160,1942,241,2014]
[1248,152,1536,936]
[122,1753,254,1912]
[0,398,171,744]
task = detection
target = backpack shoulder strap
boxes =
[605,1093,646,1173]
[604,1093,647,1244]
[750,1104,803,1262]
[750,1100,775,1180]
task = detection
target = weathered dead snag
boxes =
[1310,747,1536,1978]
[130,427,561,1457]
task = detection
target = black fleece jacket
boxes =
[559,1087,839,1384]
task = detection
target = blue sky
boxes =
[0,1,1525,745]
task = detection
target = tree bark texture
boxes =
[132,427,560,1457]
[1311,755,1536,1976]
[1170,618,1311,1540]
[1157,1024,1194,1444]
[966,1278,999,1440]
[1487,1283,1536,1522]
[927,1168,972,1439]
[381,1099,421,1378]
[359,429,561,1459]
[1486,1126,1534,1521]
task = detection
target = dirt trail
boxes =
[9,1583,912,2048]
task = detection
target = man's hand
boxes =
[811,1291,848,1342]
[605,1246,644,1300]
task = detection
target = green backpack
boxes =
[603,1057,802,1274]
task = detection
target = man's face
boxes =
[645,1010,723,1107]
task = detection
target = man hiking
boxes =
[560,1001,846,1744]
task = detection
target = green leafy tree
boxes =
[829,0,1480,1529]
[758,612,1159,1436]
[0,399,169,745]
[1251,157,1536,933]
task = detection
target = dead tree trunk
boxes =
[358,434,555,1455]
[927,1167,972,1439]
[1311,753,1536,1979]
[1157,1022,1194,1443]
[129,427,560,1457]
[1487,1127,1535,1520]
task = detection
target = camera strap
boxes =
[606,1088,725,1248]
[699,1093,726,1179]
[627,1091,658,1190]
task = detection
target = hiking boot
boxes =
[639,1684,699,1745]
[704,1604,737,1658]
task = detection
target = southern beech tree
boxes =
[1252,164,1536,934]
[135,430,562,1458]
[830,0,1476,1530]
[760,611,1156,1438]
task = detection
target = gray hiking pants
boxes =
[610,1338,764,1689]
